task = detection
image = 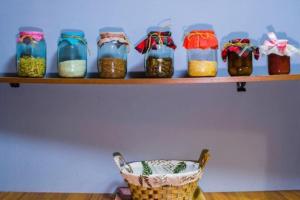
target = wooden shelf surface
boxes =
[1,73,300,86]
[1,191,300,200]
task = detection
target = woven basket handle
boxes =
[198,149,210,170]
[113,152,133,173]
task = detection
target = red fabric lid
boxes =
[183,30,218,50]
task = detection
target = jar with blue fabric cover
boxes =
[17,30,47,77]
[58,30,88,78]
[97,32,129,78]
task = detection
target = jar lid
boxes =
[260,32,300,56]
[222,38,260,62]
[61,30,85,38]
[183,30,218,50]
[98,32,130,47]
[135,31,176,54]
[229,38,250,44]
[18,31,44,43]
[59,30,87,46]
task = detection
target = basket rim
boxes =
[120,159,202,178]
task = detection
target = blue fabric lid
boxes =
[61,30,85,38]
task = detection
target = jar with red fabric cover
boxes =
[222,39,259,76]
[183,30,218,77]
[135,31,176,78]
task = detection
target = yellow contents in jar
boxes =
[188,60,217,77]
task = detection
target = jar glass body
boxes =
[268,54,290,75]
[98,41,127,78]
[145,45,174,78]
[187,49,217,77]
[228,52,253,76]
[17,38,46,77]
[58,38,87,78]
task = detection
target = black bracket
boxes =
[237,82,246,92]
[9,83,20,88]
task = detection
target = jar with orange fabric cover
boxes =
[183,30,218,77]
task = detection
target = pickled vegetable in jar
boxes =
[183,30,218,77]
[135,31,176,78]
[16,30,46,77]
[57,30,88,78]
[97,32,130,79]
[222,39,259,76]
[260,32,300,75]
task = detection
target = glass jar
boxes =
[136,31,176,78]
[268,54,290,75]
[260,32,299,75]
[57,30,87,78]
[16,31,46,77]
[97,32,129,79]
[183,30,218,77]
[222,39,260,76]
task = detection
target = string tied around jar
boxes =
[98,32,130,53]
[260,32,300,56]
[187,32,215,41]
[60,34,92,56]
[135,31,177,54]
[222,38,260,62]
[183,30,218,50]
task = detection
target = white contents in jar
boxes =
[58,60,87,77]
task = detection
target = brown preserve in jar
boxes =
[268,54,290,75]
[261,32,300,75]
[146,56,173,78]
[135,31,176,78]
[97,32,130,79]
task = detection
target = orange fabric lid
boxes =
[183,30,219,50]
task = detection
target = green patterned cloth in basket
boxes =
[113,150,210,189]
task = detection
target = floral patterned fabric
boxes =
[115,157,203,188]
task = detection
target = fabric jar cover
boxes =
[260,32,300,56]
[98,32,130,49]
[17,31,44,43]
[59,30,87,46]
[222,38,260,62]
[183,30,218,50]
[135,31,177,54]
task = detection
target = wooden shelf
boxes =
[1,73,300,86]
[1,191,299,200]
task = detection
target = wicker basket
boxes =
[113,149,210,200]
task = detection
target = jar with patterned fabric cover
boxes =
[97,32,130,79]
[135,31,177,78]
[260,32,300,75]
[16,30,47,77]
[222,38,259,76]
